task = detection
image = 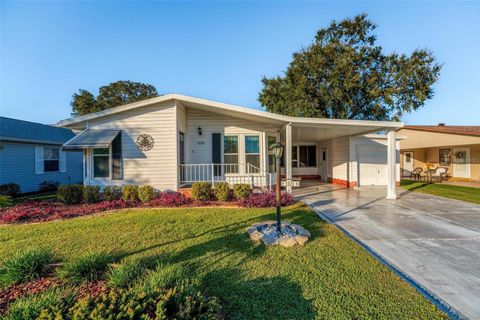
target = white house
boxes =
[58,94,402,199]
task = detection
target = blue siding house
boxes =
[0,117,83,194]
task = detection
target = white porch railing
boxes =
[179,163,274,190]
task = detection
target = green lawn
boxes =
[401,179,480,204]
[0,204,447,319]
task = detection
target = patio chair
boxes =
[432,167,449,182]
[411,167,424,181]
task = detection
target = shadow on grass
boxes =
[200,267,316,320]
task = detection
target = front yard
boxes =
[401,179,480,204]
[0,204,447,319]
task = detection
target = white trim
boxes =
[58,93,404,130]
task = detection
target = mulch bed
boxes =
[0,278,109,314]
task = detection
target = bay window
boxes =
[268,136,277,173]
[224,136,238,173]
[245,135,260,173]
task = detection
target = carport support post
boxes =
[386,130,397,200]
[285,123,293,193]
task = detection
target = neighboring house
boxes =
[398,124,480,180]
[0,117,83,193]
[58,94,402,199]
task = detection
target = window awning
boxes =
[62,129,121,150]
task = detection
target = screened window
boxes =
[268,136,277,173]
[44,147,59,172]
[439,149,451,166]
[224,136,238,173]
[299,145,317,167]
[93,148,110,178]
[245,136,260,173]
[292,146,298,168]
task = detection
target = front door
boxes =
[452,147,470,178]
[212,133,222,176]
[320,148,328,182]
[403,151,414,176]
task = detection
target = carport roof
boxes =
[57,94,403,137]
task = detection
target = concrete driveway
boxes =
[295,184,480,320]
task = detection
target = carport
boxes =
[279,118,402,199]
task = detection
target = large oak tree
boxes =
[259,14,442,121]
[71,80,159,116]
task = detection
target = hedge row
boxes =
[57,185,159,205]
[191,182,252,201]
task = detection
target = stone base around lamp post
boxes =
[246,221,311,247]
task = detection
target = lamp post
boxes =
[270,142,284,233]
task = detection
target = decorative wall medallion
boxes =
[136,134,154,151]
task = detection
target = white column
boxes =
[285,123,293,193]
[386,130,397,200]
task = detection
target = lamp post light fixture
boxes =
[270,142,284,233]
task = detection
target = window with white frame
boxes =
[245,135,260,173]
[43,147,60,172]
[224,136,238,173]
[268,136,277,173]
[93,148,110,178]
[299,145,317,167]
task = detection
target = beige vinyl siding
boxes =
[401,144,480,179]
[87,101,177,190]
[185,109,268,170]
[399,129,480,149]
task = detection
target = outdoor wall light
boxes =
[198,127,202,136]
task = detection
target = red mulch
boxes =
[0,278,109,315]
[0,278,61,314]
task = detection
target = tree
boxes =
[258,14,441,121]
[71,81,159,116]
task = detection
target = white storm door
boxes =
[320,148,328,182]
[403,151,414,176]
[452,148,470,178]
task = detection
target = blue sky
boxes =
[1,1,479,125]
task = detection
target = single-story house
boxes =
[0,117,83,193]
[398,125,480,180]
[58,94,403,199]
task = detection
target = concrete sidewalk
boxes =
[296,185,480,320]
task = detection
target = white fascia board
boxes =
[57,93,404,130]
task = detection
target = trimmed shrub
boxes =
[0,183,20,197]
[0,249,54,287]
[133,263,187,294]
[214,182,230,201]
[57,252,114,283]
[107,260,145,289]
[233,183,252,200]
[191,182,211,201]
[103,186,122,201]
[57,184,84,204]
[122,185,139,202]
[144,191,192,207]
[241,191,295,208]
[65,285,222,320]
[5,288,74,320]
[83,185,100,204]
[0,194,12,207]
[39,180,59,193]
[138,185,157,203]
